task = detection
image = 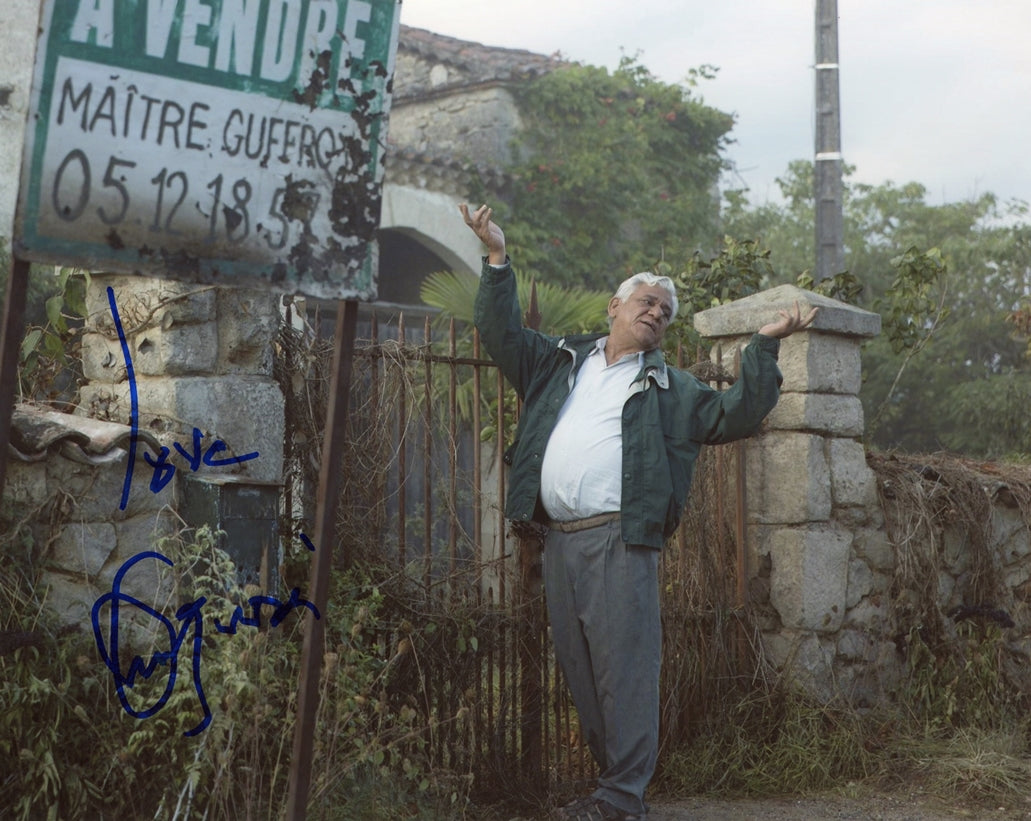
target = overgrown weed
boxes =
[0,520,475,819]
[657,613,1031,813]
[657,684,879,798]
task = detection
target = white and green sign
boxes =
[16,0,401,300]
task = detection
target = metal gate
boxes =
[298,310,752,801]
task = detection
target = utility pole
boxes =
[814,0,844,282]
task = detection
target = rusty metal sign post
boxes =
[0,259,30,496]
[8,1,402,818]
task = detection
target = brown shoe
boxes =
[555,795,647,821]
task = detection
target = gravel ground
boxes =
[492,788,1031,821]
[646,789,1031,820]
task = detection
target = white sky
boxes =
[400,0,1031,208]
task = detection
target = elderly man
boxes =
[461,203,815,820]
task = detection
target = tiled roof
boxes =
[9,403,161,466]
[384,143,509,191]
[396,24,565,100]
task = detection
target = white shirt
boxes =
[539,338,642,521]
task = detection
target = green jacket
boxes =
[474,259,783,549]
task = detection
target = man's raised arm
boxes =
[459,203,507,265]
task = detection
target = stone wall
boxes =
[78,276,284,485]
[389,84,524,169]
[696,285,1031,706]
[8,274,287,629]
[5,411,176,628]
[392,25,559,170]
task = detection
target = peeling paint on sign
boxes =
[15,0,401,301]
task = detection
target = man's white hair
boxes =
[612,272,678,319]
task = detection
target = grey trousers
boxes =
[543,519,660,815]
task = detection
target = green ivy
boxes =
[504,57,733,290]
[17,266,90,407]
[876,246,950,355]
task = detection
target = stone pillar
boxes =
[694,283,881,699]
[79,276,285,488]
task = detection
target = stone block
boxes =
[84,276,223,378]
[769,524,852,633]
[97,514,178,603]
[46,450,166,520]
[829,438,878,508]
[694,284,881,342]
[993,506,1030,563]
[846,557,874,609]
[77,385,126,423]
[696,286,878,395]
[761,630,837,702]
[216,289,280,375]
[86,276,217,332]
[81,331,126,383]
[745,431,831,524]
[77,383,131,423]
[777,333,864,395]
[872,640,905,697]
[853,528,894,573]
[1004,562,1031,593]
[130,322,219,376]
[834,637,902,708]
[93,516,178,650]
[389,86,521,167]
[4,460,47,506]
[50,522,116,577]
[845,594,891,633]
[744,522,774,587]
[942,527,971,575]
[112,513,177,561]
[41,572,100,627]
[765,392,865,436]
[835,505,877,530]
[836,628,877,664]
[938,571,956,607]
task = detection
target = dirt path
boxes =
[647,789,1031,820]
[492,785,1031,820]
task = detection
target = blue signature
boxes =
[144,427,260,493]
[106,286,260,509]
[91,547,319,736]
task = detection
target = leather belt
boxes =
[547,512,620,533]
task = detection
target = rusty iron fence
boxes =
[321,311,750,800]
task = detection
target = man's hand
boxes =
[758,301,819,339]
[460,203,506,265]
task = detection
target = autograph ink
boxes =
[108,285,139,512]
[92,546,319,736]
[99,292,311,735]
[107,285,260,507]
[144,427,260,493]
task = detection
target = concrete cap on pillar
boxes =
[693,284,881,340]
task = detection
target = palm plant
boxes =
[420,268,611,336]
[419,268,611,432]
